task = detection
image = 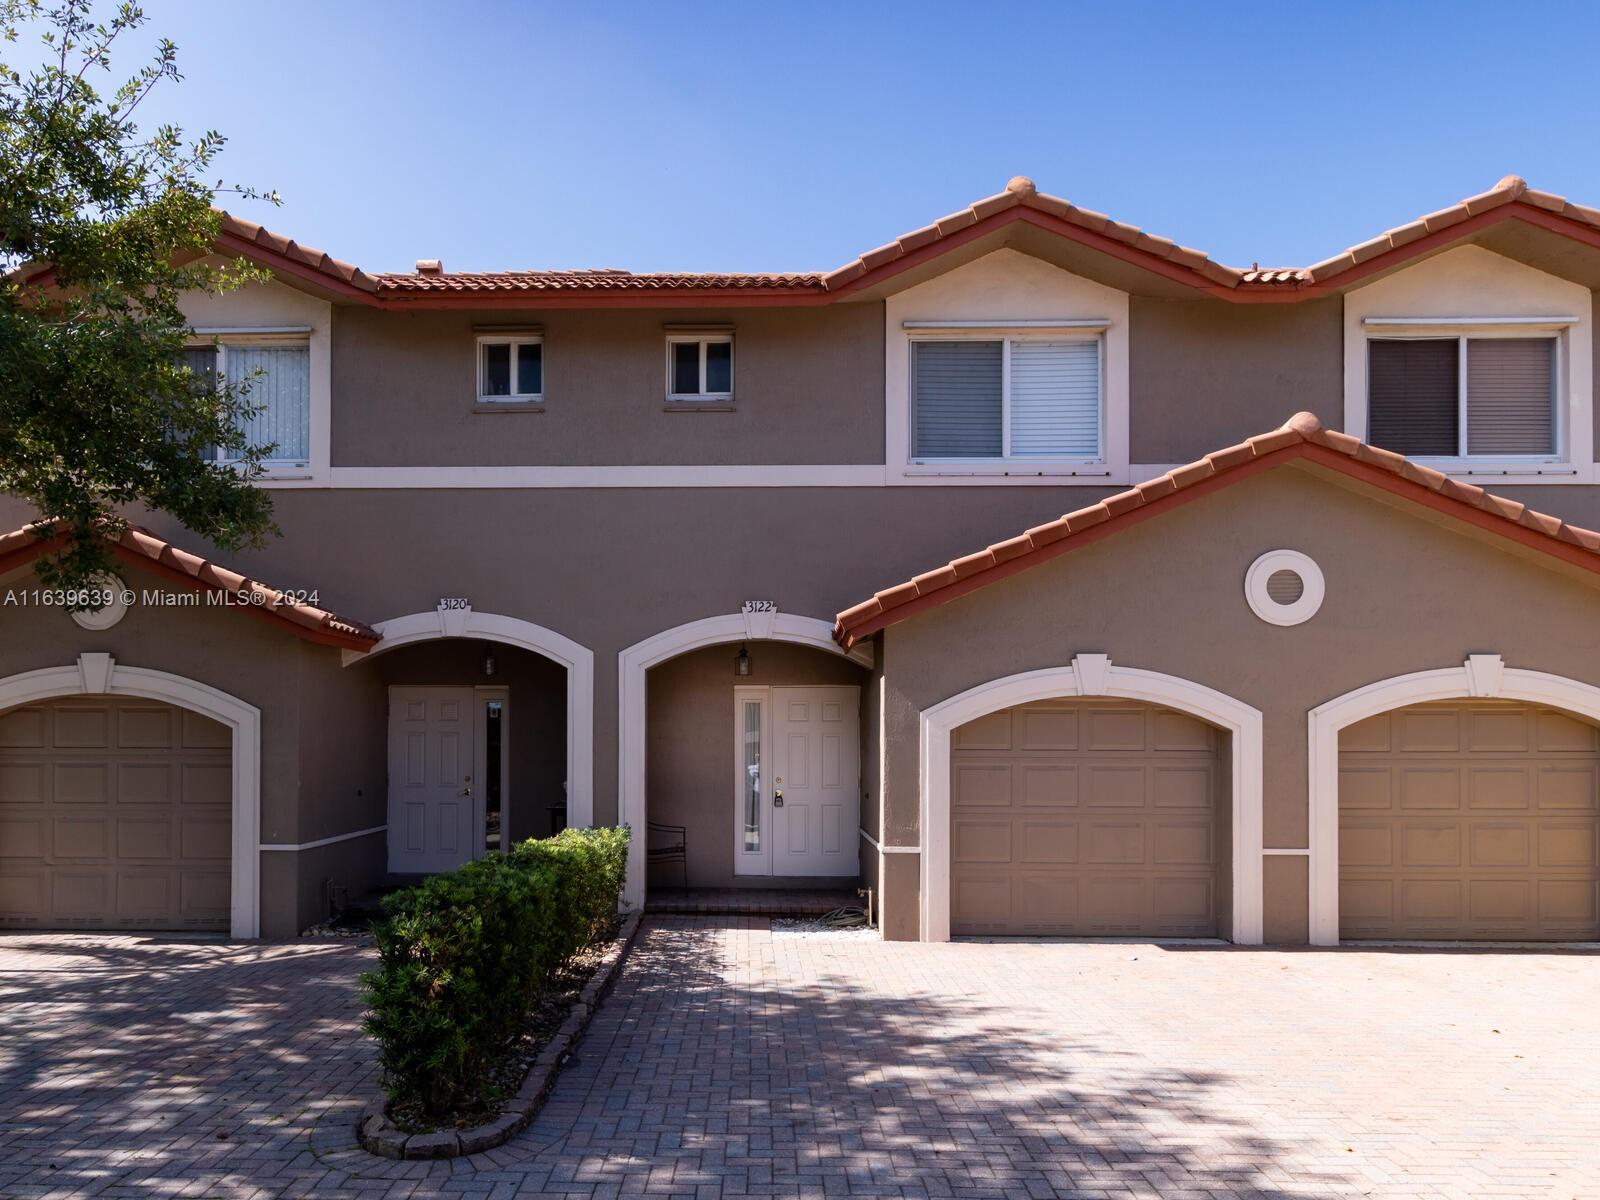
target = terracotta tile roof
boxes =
[216,214,381,294]
[0,521,379,650]
[375,268,825,293]
[821,176,1245,294]
[1302,175,1600,284]
[169,175,1600,306]
[833,411,1600,649]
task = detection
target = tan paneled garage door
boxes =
[950,699,1224,937]
[0,697,232,931]
[1340,701,1600,941]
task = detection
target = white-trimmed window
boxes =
[1367,332,1559,460]
[477,335,543,402]
[184,336,311,469]
[666,334,733,401]
[910,335,1103,461]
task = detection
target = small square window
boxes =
[478,336,543,402]
[666,334,734,400]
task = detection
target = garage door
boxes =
[950,699,1224,936]
[1339,700,1600,941]
[0,697,232,931]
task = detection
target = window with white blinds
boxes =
[187,341,312,467]
[1367,336,1556,459]
[912,337,1101,460]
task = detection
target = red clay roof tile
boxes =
[833,412,1600,648]
[0,521,379,650]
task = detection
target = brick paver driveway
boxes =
[1,919,1597,1199]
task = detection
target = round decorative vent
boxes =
[69,573,130,631]
[1245,551,1324,627]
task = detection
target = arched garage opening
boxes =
[1310,657,1600,945]
[0,656,261,938]
[922,655,1264,944]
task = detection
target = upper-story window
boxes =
[478,335,543,403]
[667,334,733,401]
[185,338,311,469]
[911,335,1102,461]
[1367,335,1557,459]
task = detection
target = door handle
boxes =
[773,789,784,808]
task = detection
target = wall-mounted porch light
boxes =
[482,647,496,677]
[734,644,752,677]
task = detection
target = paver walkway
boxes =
[1,919,1596,1198]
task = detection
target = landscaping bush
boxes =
[360,825,630,1118]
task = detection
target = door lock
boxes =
[773,776,783,807]
[461,773,473,797]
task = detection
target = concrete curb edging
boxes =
[356,910,644,1160]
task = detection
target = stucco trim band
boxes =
[919,654,1264,944]
[260,824,387,852]
[617,611,875,910]
[1307,656,1600,946]
[0,655,263,939]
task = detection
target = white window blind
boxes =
[1009,340,1099,456]
[226,345,310,465]
[912,337,1101,460]
[1465,338,1554,455]
[1368,336,1556,459]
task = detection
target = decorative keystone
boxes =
[1072,653,1112,697]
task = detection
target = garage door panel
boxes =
[1538,823,1597,867]
[1342,713,1392,752]
[1018,821,1078,864]
[953,762,1012,807]
[54,706,111,748]
[952,819,1011,864]
[53,815,109,859]
[0,698,231,932]
[1537,767,1598,811]
[951,700,1223,938]
[1018,763,1077,807]
[1151,820,1211,866]
[1084,765,1144,808]
[1400,822,1462,868]
[1015,707,1077,751]
[1398,768,1462,811]
[55,762,110,803]
[1339,701,1600,941]
[1340,821,1393,867]
[0,708,45,747]
[1468,823,1531,867]
[1537,711,1599,752]
[1468,768,1531,810]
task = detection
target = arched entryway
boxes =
[347,607,593,873]
[617,610,874,910]
[0,655,261,938]
[1309,657,1600,944]
[921,655,1264,944]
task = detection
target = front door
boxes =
[770,686,860,877]
[388,686,479,874]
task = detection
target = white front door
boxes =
[770,685,860,877]
[388,686,479,874]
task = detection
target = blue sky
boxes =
[76,1,1600,274]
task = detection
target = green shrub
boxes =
[359,825,630,1117]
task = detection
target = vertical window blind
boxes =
[1368,337,1555,458]
[912,338,1100,459]
[227,345,311,465]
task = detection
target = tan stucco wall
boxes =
[1129,297,1344,463]
[646,641,867,889]
[876,463,1600,942]
[330,303,886,467]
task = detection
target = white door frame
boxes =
[920,654,1265,944]
[0,654,262,939]
[1307,654,1600,946]
[618,609,874,910]
[347,605,594,829]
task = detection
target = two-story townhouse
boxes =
[5,173,1600,947]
